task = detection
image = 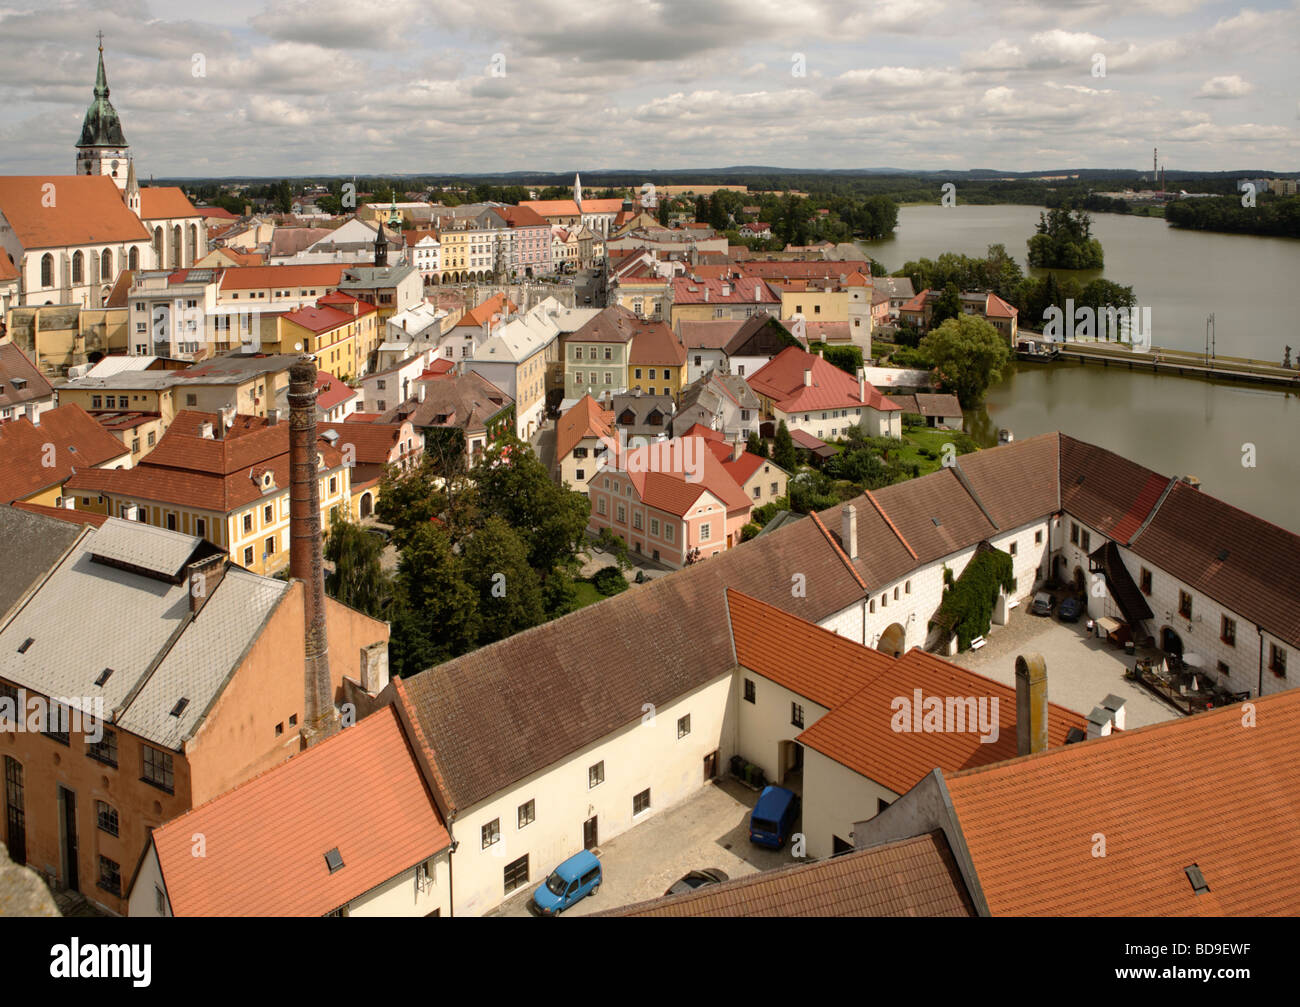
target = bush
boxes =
[934,549,1016,650]
[590,565,629,596]
[741,522,762,541]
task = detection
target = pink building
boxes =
[587,436,754,567]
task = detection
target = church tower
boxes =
[374,218,389,268]
[124,157,141,216]
[573,172,583,212]
[75,34,131,189]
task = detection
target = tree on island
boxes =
[1027,206,1104,270]
[919,314,1011,407]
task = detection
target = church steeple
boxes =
[76,34,131,189]
[124,157,141,216]
[374,218,389,268]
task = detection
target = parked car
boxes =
[663,868,729,897]
[1058,596,1083,623]
[532,850,602,916]
[749,785,799,849]
[1030,591,1054,617]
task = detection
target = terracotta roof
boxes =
[628,320,687,366]
[607,436,751,518]
[314,373,358,411]
[283,304,354,334]
[0,254,19,282]
[206,247,264,267]
[670,276,778,305]
[555,394,614,461]
[0,176,150,249]
[0,343,53,408]
[197,207,239,220]
[11,501,109,527]
[951,431,1060,532]
[397,514,869,810]
[677,319,745,350]
[318,421,408,465]
[218,264,346,290]
[945,688,1300,916]
[66,413,344,513]
[604,831,975,917]
[456,292,517,328]
[1058,434,1167,540]
[680,422,724,441]
[984,292,1018,319]
[491,204,548,228]
[0,404,130,504]
[139,187,200,220]
[749,346,899,414]
[151,705,449,917]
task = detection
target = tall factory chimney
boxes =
[289,357,338,748]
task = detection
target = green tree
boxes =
[746,432,768,458]
[471,440,589,574]
[389,522,480,676]
[324,515,391,618]
[461,517,545,645]
[772,419,797,472]
[1027,206,1104,269]
[594,526,631,570]
[919,315,1012,407]
[930,283,962,327]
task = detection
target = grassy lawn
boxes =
[892,425,970,477]
[571,580,604,610]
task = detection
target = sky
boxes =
[0,0,1296,178]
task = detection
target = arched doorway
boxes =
[1161,626,1184,658]
[1072,566,1085,593]
[359,492,373,519]
[877,622,906,659]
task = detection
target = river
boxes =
[861,205,1300,534]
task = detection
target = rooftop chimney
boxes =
[703,287,710,302]
[842,504,858,559]
[754,284,761,302]
[1086,706,1114,740]
[418,383,427,403]
[199,421,214,439]
[289,357,337,749]
[803,368,812,387]
[722,283,731,297]
[1101,694,1127,731]
[187,553,227,616]
[860,375,866,402]
[1015,653,1048,756]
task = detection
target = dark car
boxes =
[1030,591,1054,616]
[1058,596,1083,622]
[365,526,392,545]
[664,869,728,897]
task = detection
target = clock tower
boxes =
[75,34,131,190]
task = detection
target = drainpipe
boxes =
[289,356,337,748]
[1257,626,1264,698]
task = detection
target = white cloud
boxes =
[1195,75,1254,99]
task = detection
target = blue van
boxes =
[532,850,602,916]
[749,785,798,848]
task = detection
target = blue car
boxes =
[1059,596,1083,623]
[532,850,602,916]
[749,785,799,849]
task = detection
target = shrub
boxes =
[590,565,629,596]
[934,549,1016,650]
[741,522,762,541]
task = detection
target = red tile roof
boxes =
[218,264,347,290]
[0,404,131,504]
[11,501,109,527]
[749,346,900,413]
[946,687,1300,916]
[0,176,150,249]
[670,275,778,305]
[628,320,687,366]
[318,421,409,465]
[314,373,358,411]
[680,422,724,441]
[139,187,201,220]
[617,436,751,517]
[555,394,615,461]
[150,705,449,917]
[456,292,517,328]
[283,304,354,334]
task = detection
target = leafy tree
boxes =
[389,523,480,676]
[746,433,768,458]
[541,568,580,618]
[324,515,391,618]
[740,522,762,541]
[788,470,840,513]
[461,517,545,645]
[590,565,630,596]
[772,420,797,472]
[919,314,1011,407]
[930,283,963,327]
[813,343,863,376]
[471,439,589,574]
[1027,206,1104,269]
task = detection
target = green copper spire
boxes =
[77,36,127,148]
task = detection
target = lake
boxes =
[861,205,1300,533]
[862,204,1300,361]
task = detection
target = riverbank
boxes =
[1021,338,1300,390]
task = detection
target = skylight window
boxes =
[325,848,345,874]
[95,668,114,687]
[169,697,190,718]
[17,637,34,654]
[1185,864,1210,895]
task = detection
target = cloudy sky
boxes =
[0,0,1296,178]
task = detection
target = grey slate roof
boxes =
[87,519,202,581]
[0,506,85,619]
[0,518,288,749]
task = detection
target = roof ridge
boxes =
[861,489,918,560]
[809,510,868,591]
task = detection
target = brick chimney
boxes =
[842,504,858,559]
[187,553,226,616]
[1015,653,1048,756]
[803,368,812,387]
[289,357,337,748]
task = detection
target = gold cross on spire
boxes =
[96,30,105,51]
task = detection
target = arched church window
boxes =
[129,247,139,270]
[101,248,113,279]
[41,253,53,287]
[72,251,84,284]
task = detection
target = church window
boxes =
[72,251,84,284]
[40,254,54,287]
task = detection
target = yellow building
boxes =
[628,321,688,400]
[64,411,350,576]
[273,293,378,381]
